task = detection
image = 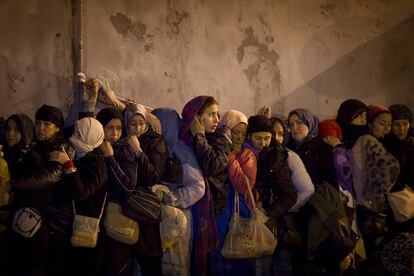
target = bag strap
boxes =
[72,192,108,220]
[110,166,134,192]
[233,190,240,214]
[244,176,257,209]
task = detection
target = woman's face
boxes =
[35,120,59,141]
[288,114,309,143]
[392,119,410,140]
[231,123,247,146]
[272,122,284,144]
[104,118,122,144]
[250,131,272,151]
[5,119,22,147]
[351,111,367,126]
[128,114,147,137]
[200,104,219,133]
[369,113,392,139]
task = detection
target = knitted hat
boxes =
[367,105,390,122]
[247,115,272,134]
[389,104,413,123]
[318,119,343,141]
[96,107,123,128]
[35,104,64,129]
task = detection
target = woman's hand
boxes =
[189,115,205,136]
[323,136,341,147]
[49,146,70,164]
[101,141,114,157]
[257,106,271,119]
[146,113,162,135]
[128,135,143,156]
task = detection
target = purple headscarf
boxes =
[179,96,211,145]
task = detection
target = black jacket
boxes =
[256,139,297,219]
[135,129,168,257]
[193,127,232,217]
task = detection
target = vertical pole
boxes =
[70,0,83,121]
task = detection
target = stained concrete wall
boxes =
[1,0,414,120]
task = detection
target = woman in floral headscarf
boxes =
[179,96,232,276]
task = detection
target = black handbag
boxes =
[122,186,162,224]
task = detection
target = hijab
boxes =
[219,110,248,130]
[336,99,368,149]
[288,108,320,145]
[152,108,200,168]
[179,96,211,146]
[69,117,104,160]
[123,103,148,135]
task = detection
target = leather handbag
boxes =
[221,176,277,259]
[104,201,139,245]
[122,186,162,224]
[109,167,161,224]
[71,193,107,248]
[388,185,414,222]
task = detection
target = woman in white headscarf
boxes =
[50,117,108,276]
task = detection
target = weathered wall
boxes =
[0,0,73,119]
[1,0,414,120]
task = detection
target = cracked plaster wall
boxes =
[1,0,414,120]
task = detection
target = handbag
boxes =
[109,167,161,224]
[388,185,414,222]
[104,202,139,245]
[160,205,187,251]
[12,207,42,238]
[221,176,277,259]
[122,186,162,224]
[71,193,107,248]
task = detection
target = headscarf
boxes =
[4,113,34,150]
[270,117,289,146]
[123,103,148,135]
[35,104,65,129]
[179,96,211,145]
[381,232,414,274]
[318,119,343,141]
[69,117,104,160]
[219,110,248,130]
[336,99,367,126]
[3,114,35,179]
[288,108,320,144]
[367,105,390,123]
[152,108,200,166]
[336,99,368,149]
[96,107,123,128]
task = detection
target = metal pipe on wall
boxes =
[71,0,84,117]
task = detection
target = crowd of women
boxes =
[0,78,413,276]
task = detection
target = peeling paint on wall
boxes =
[110,12,149,44]
[237,27,281,108]
[166,0,190,35]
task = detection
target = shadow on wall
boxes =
[271,15,414,117]
[0,54,73,119]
